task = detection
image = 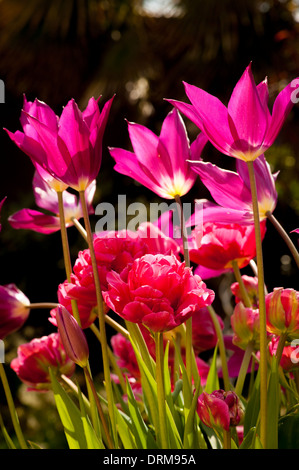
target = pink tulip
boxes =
[192,307,224,354]
[10,332,75,391]
[231,275,259,308]
[103,253,214,333]
[109,108,207,199]
[8,171,96,234]
[188,219,266,279]
[168,63,299,161]
[266,287,299,340]
[197,390,244,432]
[5,94,114,191]
[268,336,299,372]
[189,153,277,223]
[0,284,30,339]
[231,302,260,350]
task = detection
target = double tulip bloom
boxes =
[104,253,215,333]
[6,94,114,191]
[169,63,299,162]
[197,390,244,433]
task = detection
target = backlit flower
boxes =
[9,171,96,234]
[0,284,30,339]
[5,94,114,191]
[266,287,299,340]
[103,253,214,333]
[231,302,260,350]
[109,108,207,199]
[168,63,299,162]
[10,332,75,391]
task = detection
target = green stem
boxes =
[231,260,252,308]
[207,305,231,392]
[155,332,168,449]
[275,332,287,367]
[266,211,299,269]
[174,194,193,385]
[125,321,155,377]
[71,217,88,241]
[79,190,117,445]
[223,429,231,449]
[0,363,27,449]
[234,342,254,397]
[247,160,268,449]
[28,302,58,310]
[57,191,81,326]
[83,367,114,449]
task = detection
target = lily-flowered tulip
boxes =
[266,287,299,340]
[168,63,299,162]
[109,108,208,199]
[55,305,89,368]
[189,153,278,223]
[197,390,244,432]
[231,275,259,308]
[5,94,114,191]
[0,284,30,339]
[104,253,215,333]
[9,171,96,234]
[188,219,266,280]
[231,302,260,350]
[10,332,75,391]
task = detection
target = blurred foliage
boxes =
[0,0,299,448]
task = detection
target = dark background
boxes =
[0,0,298,447]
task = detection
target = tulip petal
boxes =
[8,209,61,234]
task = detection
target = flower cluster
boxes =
[0,62,298,451]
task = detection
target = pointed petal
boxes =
[8,209,61,234]
[166,99,205,131]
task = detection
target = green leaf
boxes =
[114,405,137,449]
[244,367,260,435]
[49,369,103,449]
[204,344,219,394]
[278,405,299,449]
[266,356,280,449]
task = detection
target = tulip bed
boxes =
[0,64,299,451]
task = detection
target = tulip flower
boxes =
[266,287,299,340]
[231,302,260,350]
[188,219,266,280]
[10,332,75,391]
[168,63,299,162]
[0,284,30,339]
[197,390,244,432]
[231,275,259,308]
[268,336,299,372]
[55,305,89,368]
[109,108,208,199]
[103,253,215,333]
[5,94,114,191]
[189,153,278,223]
[192,307,224,355]
[9,171,96,234]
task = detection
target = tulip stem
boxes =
[0,363,27,449]
[174,194,193,385]
[247,161,268,449]
[231,260,252,308]
[275,332,287,367]
[223,429,231,449]
[71,217,88,241]
[234,342,254,397]
[57,191,81,326]
[79,189,117,445]
[266,211,299,269]
[83,367,114,449]
[207,305,231,392]
[155,332,169,449]
[28,302,58,310]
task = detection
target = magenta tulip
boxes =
[0,284,30,339]
[5,94,114,191]
[10,332,75,391]
[169,63,299,162]
[197,390,244,432]
[9,171,96,234]
[109,108,207,199]
[103,253,215,333]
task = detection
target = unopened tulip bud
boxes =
[231,302,260,350]
[197,389,244,432]
[0,284,30,339]
[55,305,89,368]
[231,275,259,308]
[266,288,299,340]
